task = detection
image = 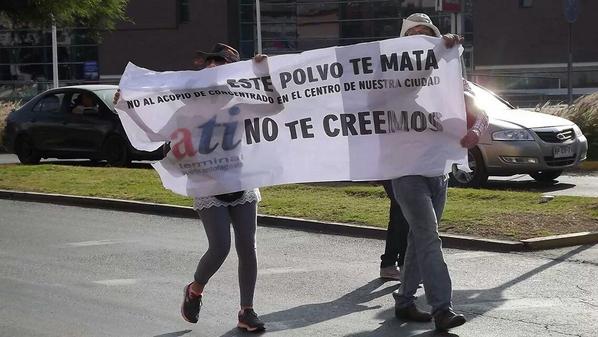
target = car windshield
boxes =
[92,88,118,110]
[468,82,514,111]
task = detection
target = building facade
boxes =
[1,0,596,105]
[472,0,598,103]
[98,0,472,76]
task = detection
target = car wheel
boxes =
[530,170,562,182]
[15,135,41,164]
[449,147,488,188]
[102,135,130,167]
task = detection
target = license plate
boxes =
[553,144,574,158]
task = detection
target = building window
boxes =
[0,24,99,83]
[178,0,190,24]
[239,0,472,59]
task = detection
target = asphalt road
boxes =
[1,200,597,337]
[1,153,596,197]
[486,173,598,197]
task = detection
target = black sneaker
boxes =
[434,308,466,331]
[395,303,433,322]
[237,308,265,332]
[181,283,202,323]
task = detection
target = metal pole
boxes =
[451,12,456,33]
[51,15,59,88]
[255,0,262,54]
[567,22,573,105]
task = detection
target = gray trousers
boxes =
[195,201,258,307]
[392,175,453,314]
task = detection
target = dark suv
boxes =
[2,85,164,166]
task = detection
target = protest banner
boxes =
[115,36,468,197]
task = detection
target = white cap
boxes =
[399,13,441,37]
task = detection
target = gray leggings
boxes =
[195,201,258,307]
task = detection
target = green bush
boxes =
[0,101,20,151]
[539,93,598,160]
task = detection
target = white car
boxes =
[451,82,588,187]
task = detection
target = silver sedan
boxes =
[451,82,588,187]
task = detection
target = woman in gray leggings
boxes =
[181,188,264,332]
[179,43,266,332]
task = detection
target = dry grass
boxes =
[537,93,598,159]
[559,94,598,133]
[0,100,20,150]
[580,161,598,171]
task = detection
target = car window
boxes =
[93,89,118,111]
[468,83,514,111]
[69,92,100,115]
[32,93,65,115]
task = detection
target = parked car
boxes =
[451,82,588,187]
[2,85,164,166]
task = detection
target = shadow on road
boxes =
[482,178,576,193]
[153,330,193,337]
[347,244,592,337]
[343,306,459,337]
[218,245,592,337]
[454,244,593,316]
[218,279,399,337]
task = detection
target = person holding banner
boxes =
[180,44,268,332]
[379,14,467,282]
[113,43,268,332]
[390,13,488,332]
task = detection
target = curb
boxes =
[258,214,525,252]
[1,189,596,252]
[521,232,598,250]
[0,189,198,219]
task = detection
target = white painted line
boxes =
[259,267,312,275]
[63,239,135,247]
[461,297,562,310]
[451,251,500,259]
[93,279,138,286]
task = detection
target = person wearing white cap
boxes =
[400,13,442,37]
[379,15,468,282]
[387,13,487,332]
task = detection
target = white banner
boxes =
[116,36,468,197]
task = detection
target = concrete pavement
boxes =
[1,199,596,337]
[487,172,598,198]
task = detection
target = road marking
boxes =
[93,279,138,286]
[259,267,314,275]
[450,252,500,259]
[62,239,135,247]
[460,297,562,310]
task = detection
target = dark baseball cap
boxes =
[195,43,240,63]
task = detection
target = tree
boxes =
[0,0,129,31]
